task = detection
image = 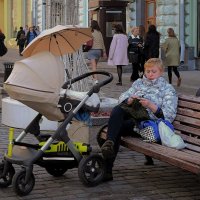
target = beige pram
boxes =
[0,51,113,196]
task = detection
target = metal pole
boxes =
[180,0,185,64]
[42,0,46,30]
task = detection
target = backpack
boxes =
[19,33,26,40]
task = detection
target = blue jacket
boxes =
[118,76,178,122]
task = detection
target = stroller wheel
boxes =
[96,124,108,147]
[45,164,68,177]
[0,162,15,188]
[12,169,35,196]
[78,154,105,187]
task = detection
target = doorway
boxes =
[145,0,156,30]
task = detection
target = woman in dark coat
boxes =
[0,29,7,57]
[144,25,160,60]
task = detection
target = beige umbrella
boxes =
[22,25,92,57]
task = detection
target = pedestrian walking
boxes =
[0,28,7,57]
[143,25,160,61]
[162,27,182,86]
[107,24,129,86]
[16,27,26,56]
[24,25,29,36]
[35,26,41,35]
[87,20,107,84]
[128,26,143,82]
[25,26,37,47]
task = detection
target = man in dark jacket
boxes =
[16,27,26,56]
[128,27,143,82]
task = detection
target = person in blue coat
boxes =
[25,26,37,47]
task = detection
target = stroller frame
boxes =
[0,71,113,196]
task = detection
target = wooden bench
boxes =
[98,94,200,174]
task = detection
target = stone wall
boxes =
[156,0,180,44]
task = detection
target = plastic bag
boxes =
[158,121,186,149]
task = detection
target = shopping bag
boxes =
[139,120,160,143]
[138,119,174,143]
[158,121,186,149]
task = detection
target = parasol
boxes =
[22,25,92,57]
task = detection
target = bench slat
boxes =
[175,114,200,127]
[178,94,200,104]
[185,143,200,153]
[121,137,200,174]
[177,107,200,119]
[182,149,200,157]
[175,132,200,146]
[121,137,200,165]
[173,122,200,138]
[178,100,200,111]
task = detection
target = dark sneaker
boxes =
[116,82,122,86]
[101,140,115,159]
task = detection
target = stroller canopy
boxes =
[4,51,66,121]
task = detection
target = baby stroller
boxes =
[0,52,113,196]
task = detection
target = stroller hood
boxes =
[4,51,65,121]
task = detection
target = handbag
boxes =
[138,120,160,143]
[128,51,138,63]
[138,119,174,143]
[83,39,93,52]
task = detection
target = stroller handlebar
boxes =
[62,71,113,93]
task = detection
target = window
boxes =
[106,10,123,37]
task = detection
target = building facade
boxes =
[0,0,88,46]
[1,0,199,69]
[89,0,200,69]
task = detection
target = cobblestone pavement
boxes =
[0,49,200,199]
